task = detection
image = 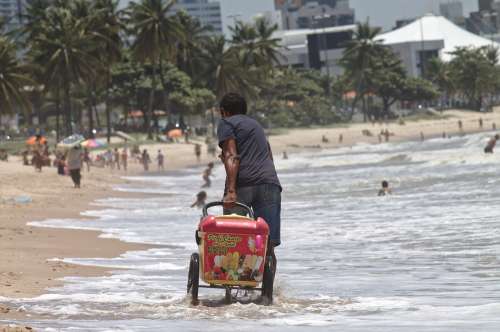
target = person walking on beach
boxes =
[201,162,214,188]
[141,149,151,171]
[217,92,282,289]
[338,134,343,144]
[458,120,463,132]
[484,134,499,154]
[157,150,165,171]
[114,148,121,170]
[83,148,91,172]
[67,145,83,188]
[420,132,425,141]
[479,118,484,129]
[121,148,128,172]
[194,144,202,163]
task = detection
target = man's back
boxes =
[218,114,280,189]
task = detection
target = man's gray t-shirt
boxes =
[217,114,281,189]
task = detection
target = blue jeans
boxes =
[225,184,282,247]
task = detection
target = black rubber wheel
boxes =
[225,287,232,304]
[261,255,275,305]
[187,253,200,305]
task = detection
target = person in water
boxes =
[378,180,392,196]
[217,92,282,285]
[484,134,500,154]
[201,162,214,188]
[191,191,207,208]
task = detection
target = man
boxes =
[157,150,165,171]
[378,180,392,196]
[485,134,500,154]
[217,93,282,274]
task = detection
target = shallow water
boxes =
[2,133,500,331]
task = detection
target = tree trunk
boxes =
[55,87,61,141]
[146,61,157,140]
[63,80,72,136]
[87,88,95,138]
[105,70,111,144]
[362,96,367,122]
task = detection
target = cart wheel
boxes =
[187,253,199,305]
[261,255,275,305]
[225,287,232,304]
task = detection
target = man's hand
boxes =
[223,190,237,210]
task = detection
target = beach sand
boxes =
[1,108,499,324]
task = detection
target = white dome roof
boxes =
[377,14,499,61]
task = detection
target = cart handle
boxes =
[202,201,254,219]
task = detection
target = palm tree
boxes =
[126,0,182,138]
[30,5,101,136]
[90,0,123,141]
[200,36,256,100]
[174,11,209,80]
[0,37,32,117]
[340,21,384,120]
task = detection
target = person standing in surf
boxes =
[217,92,282,281]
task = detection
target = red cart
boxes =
[187,202,275,305]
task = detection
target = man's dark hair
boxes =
[382,180,389,188]
[220,93,247,115]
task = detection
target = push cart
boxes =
[187,202,275,305]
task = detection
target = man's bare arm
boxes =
[222,139,240,204]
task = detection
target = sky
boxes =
[217,0,479,33]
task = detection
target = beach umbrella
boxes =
[167,129,183,138]
[81,139,106,149]
[26,135,47,145]
[116,131,136,142]
[57,134,85,149]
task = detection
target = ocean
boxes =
[2,132,500,331]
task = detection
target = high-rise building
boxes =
[275,0,354,30]
[0,0,25,32]
[440,1,465,26]
[479,0,493,11]
[173,0,223,35]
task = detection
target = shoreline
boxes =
[1,108,500,324]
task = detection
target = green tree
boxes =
[401,77,439,104]
[366,47,407,118]
[0,37,32,116]
[448,46,498,110]
[340,21,384,121]
[200,36,256,99]
[126,0,182,138]
[30,4,100,136]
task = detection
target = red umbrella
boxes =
[26,136,47,145]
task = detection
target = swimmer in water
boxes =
[484,134,499,154]
[378,180,392,196]
[191,191,207,208]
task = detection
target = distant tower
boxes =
[479,0,493,12]
[440,1,464,24]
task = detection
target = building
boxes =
[274,24,356,76]
[0,0,25,32]
[274,0,354,30]
[172,0,223,35]
[378,14,500,77]
[479,0,493,11]
[439,1,465,27]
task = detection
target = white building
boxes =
[173,0,223,35]
[275,0,354,30]
[377,14,500,77]
[274,24,356,75]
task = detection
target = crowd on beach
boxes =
[14,134,218,190]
